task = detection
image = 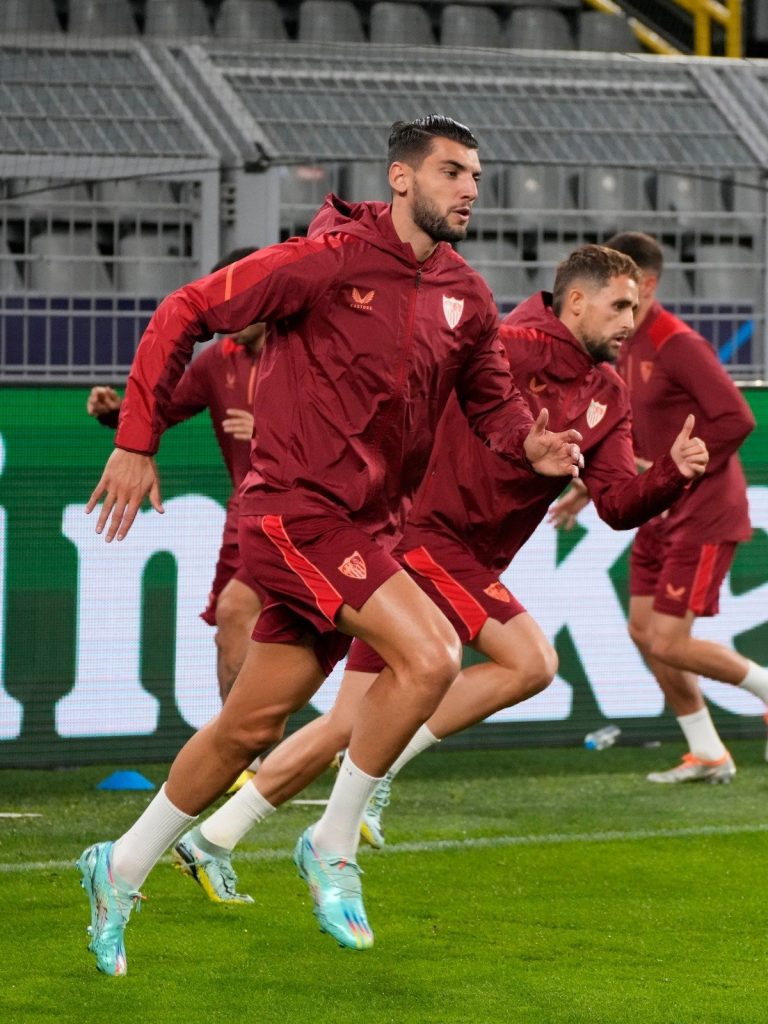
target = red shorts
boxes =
[346,537,525,674]
[239,512,402,676]
[200,539,261,626]
[630,522,737,618]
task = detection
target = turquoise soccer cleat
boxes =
[359,773,392,850]
[172,829,254,904]
[76,841,143,976]
[293,827,373,950]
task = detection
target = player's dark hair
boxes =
[604,232,664,277]
[552,244,640,316]
[388,115,478,169]
[210,246,258,274]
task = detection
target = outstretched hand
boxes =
[670,413,709,480]
[85,448,163,542]
[523,408,584,478]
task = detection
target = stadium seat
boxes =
[115,229,187,297]
[579,167,653,231]
[93,179,178,222]
[298,1,366,42]
[341,161,390,202]
[504,8,574,51]
[530,239,571,291]
[693,243,761,305]
[9,178,91,221]
[370,2,434,44]
[578,11,641,52]
[654,242,692,303]
[0,231,23,291]
[215,0,288,41]
[67,0,138,36]
[143,0,211,36]
[502,165,575,232]
[0,0,60,33]
[441,5,502,49]
[655,172,722,230]
[28,229,112,293]
[459,239,529,301]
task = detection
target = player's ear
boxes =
[388,160,410,198]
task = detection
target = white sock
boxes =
[738,660,768,704]
[199,781,275,851]
[389,724,440,777]
[677,707,727,761]
[111,784,196,889]
[311,755,383,860]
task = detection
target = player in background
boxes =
[550,231,764,784]
[76,115,583,973]
[87,248,265,791]
[169,244,708,902]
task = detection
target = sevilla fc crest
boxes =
[338,551,367,580]
[484,581,511,603]
[640,360,654,383]
[442,295,464,330]
[586,399,607,429]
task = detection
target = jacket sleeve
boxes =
[584,402,688,529]
[453,310,534,467]
[115,236,343,455]
[658,333,755,474]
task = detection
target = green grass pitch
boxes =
[2,740,767,1024]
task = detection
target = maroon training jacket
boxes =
[115,196,534,546]
[618,302,754,543]
[402,292,689,573]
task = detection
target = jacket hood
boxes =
[502,291,600,379]
[307,193,450,270]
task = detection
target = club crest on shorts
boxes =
[586,399,607,429]
[442,295,464,330]
[484,581,511,603]
[339,551,367,580]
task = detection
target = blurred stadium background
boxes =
[0,0,766,767]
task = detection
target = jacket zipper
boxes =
[373,269,421,452]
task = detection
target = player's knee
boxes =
[648,631,684,666]
[628,618,650,655]
[503,640,557,701]
[403,632,462,697]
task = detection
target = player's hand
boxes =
[670,413,709,480]
[87,386,122,418]
[222,408,254,441]
[547,479,590,530]
[85,448,163,542]
[524,408,583,478]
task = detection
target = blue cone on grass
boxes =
[96,770,156,791]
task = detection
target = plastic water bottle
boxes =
[584,725,621,750]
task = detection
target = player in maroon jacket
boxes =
[87,248,265,708]
[76,115,584,970]
[553,231,766,784]
[167,244,709,896]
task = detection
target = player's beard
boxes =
[411,180,469,244]
[581,333,620,364]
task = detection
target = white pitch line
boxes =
[2,821,768,874]
[0,813,42,819]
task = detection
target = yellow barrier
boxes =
[582,0,742,58]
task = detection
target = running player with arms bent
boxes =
[76,115,582,973]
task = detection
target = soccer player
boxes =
[170,243,708,900]
[86,248,265,707]
[551,231,765,784]
[76,115,583,973]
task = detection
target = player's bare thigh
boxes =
[471,611,557,678]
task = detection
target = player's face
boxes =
[576,274,638,364]
[409,137,481,243]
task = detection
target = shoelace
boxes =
[324,857,364,900]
